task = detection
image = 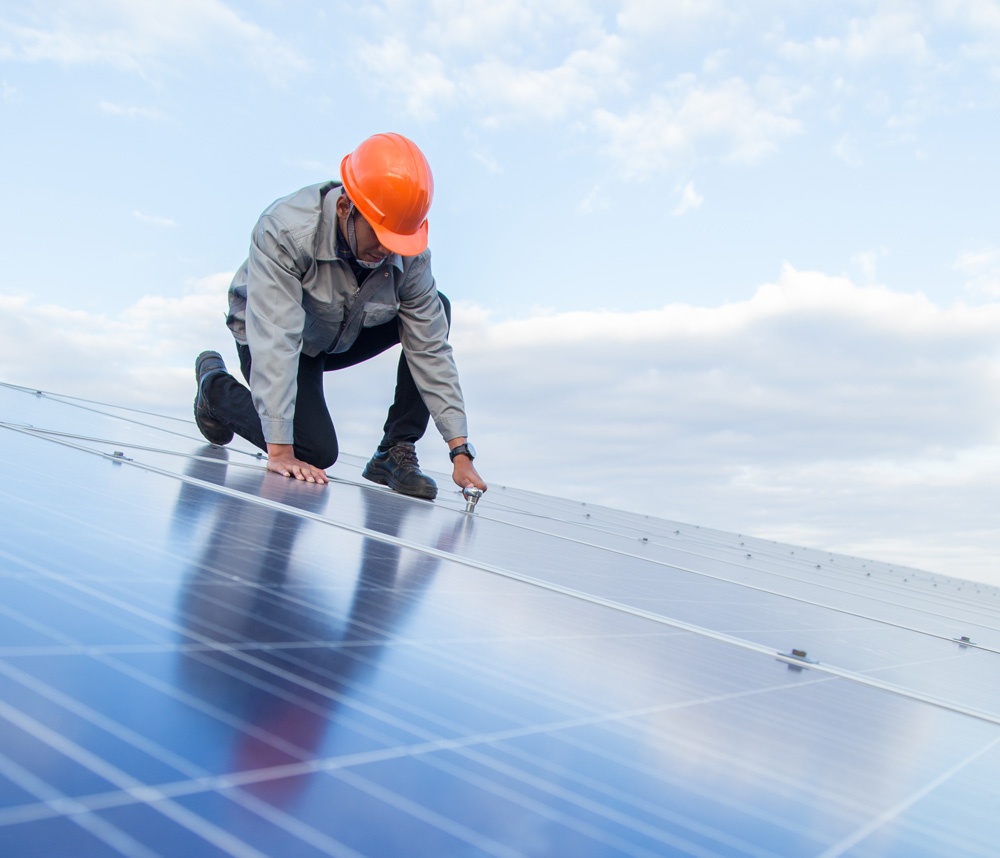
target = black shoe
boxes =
[362,442,437,499]
[194,351,234,446]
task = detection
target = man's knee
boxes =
[297,440,338,470]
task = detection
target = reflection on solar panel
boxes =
[1,380,998,857]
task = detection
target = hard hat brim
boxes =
[371,218,428,257]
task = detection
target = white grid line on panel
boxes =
[5,418,1000,654]
[0,750,163,858]
[0,676,838,834]
[0,698,275,858]
[388,730,787,858]
[816,735,1000,858]
[3,460,998,729]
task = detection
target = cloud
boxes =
[390,0,607,55]
[935,0,1000,44]
[0,274,234,407]
[463,35,624,123]
[616,0,733,35]
[851,247,887,284]
[781,8,930,66]
[832,133,863,166]
[355,26,623,123]
[4,266,999,584]
[456,128,505,175]
[955,246,1000,297]
[448,266,1000,581]
[593,75,803,177]
[349,0,625,124]
[841,9,930,64]
[415,0,559,49]
[0,0,307,81]
[354,37,457,117]
[671,181,703,216]
[776,3,1000,128]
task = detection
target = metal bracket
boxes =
[778,648,819,671]
[462,486,483,513]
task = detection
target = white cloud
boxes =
[935,0,1000,38]
[471,147,503,175]
[417,0,552,49]
[577,184,609,214]
[851,247,887,284]
[4,265,1000,583]
[0,0,307,81]
[842,9,931,64]
[394,0,608,55]
[955,246,1000,296]
[702,48,731,74]
[465,36,623,123]
[0,274,233,407]
[671,181,703,216]
[355,27,624,123]
[450,267,1000,582]
[355,37,457,117]
[781,8,930,66]
[832,133,863,166]
[349,1,624,124]
[593,75,803,177]
[616,0,732,35]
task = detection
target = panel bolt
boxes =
[463,486,483,513]
[778,648,819,670]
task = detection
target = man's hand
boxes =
[266,444,329,484]
[452,456,486,492]
[448,437,486,493]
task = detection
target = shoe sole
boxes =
[194,359,235,446]
[193,396,235,446]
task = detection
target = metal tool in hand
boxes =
[462,486,483,513]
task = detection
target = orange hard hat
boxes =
[340,132,434,256]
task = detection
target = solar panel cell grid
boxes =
[1,383,999,856]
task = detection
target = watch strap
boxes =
[449,443,475,462]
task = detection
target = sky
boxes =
[1,0,999,585]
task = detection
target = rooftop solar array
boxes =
[1,380,998,857]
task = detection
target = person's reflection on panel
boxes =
[170,445,467,804]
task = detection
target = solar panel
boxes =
[1,381,998,857]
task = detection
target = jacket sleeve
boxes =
[244,213,309,445]
[397,251,469,442]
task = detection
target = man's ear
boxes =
[335,193,352,217]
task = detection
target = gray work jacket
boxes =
[226,181,467,446]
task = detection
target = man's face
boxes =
[351,213,392,263]
[336,194,392,263]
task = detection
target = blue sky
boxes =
[2,0,999,584]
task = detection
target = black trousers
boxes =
[208,294,451,468]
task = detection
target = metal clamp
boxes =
[778,648,819,671]
[462,486,483,513]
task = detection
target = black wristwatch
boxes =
[449,442,476,463]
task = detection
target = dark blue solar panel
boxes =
[1,382,999,856]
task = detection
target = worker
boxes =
[193,132,486,500]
